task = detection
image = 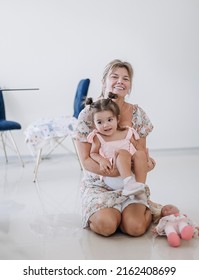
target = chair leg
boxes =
[44,136,68,158]
[8,131,24,167]
[72,138,83,170]
[33,148,42,182]
[0,132,8,163]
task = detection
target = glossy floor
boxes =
[0,149,199,260]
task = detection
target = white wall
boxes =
[0,0,199,156]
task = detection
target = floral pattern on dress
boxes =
[75,104,154,228]
[80,172,128,228]
[132,105,153,137]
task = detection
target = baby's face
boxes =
[161,204,179,217]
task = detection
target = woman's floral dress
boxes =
[75,104,153,228]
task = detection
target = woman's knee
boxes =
[121,206,152,236]
[89,209,121,237]
[123,220,147,237]
[94,217,118,237]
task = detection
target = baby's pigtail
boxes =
[85,97,94,106]
[108,92,118,100]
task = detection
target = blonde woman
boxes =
[75,59,156,237]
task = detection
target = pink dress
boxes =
[87,126,140,164]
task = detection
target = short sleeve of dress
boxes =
[132,105,153,138]
[74,106,94,142]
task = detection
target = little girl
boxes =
[86,92,149,201]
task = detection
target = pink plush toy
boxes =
[152,204,197,247]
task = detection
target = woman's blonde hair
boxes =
[100,59,134,98]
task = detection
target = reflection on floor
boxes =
[0,148,199,260]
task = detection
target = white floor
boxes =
[0,148,199,260]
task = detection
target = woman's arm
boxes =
[132,136,146,152]
[131,136,156,172]
[136,137,146,149]
[145,148,156,172]
[132,105,156,171]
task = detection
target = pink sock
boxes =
[167,232,181,247]
[181,226,194,240]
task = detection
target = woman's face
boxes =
[103,67,131,99]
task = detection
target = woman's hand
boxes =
[130,148,156,173]
[99,158,112,174]
[147,157,156,171]
[101,163,120,177]
[146,148,156,172]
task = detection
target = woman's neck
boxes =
[115,97,126,110]
[116,99,133,127]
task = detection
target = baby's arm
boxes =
[90,136,112,173]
